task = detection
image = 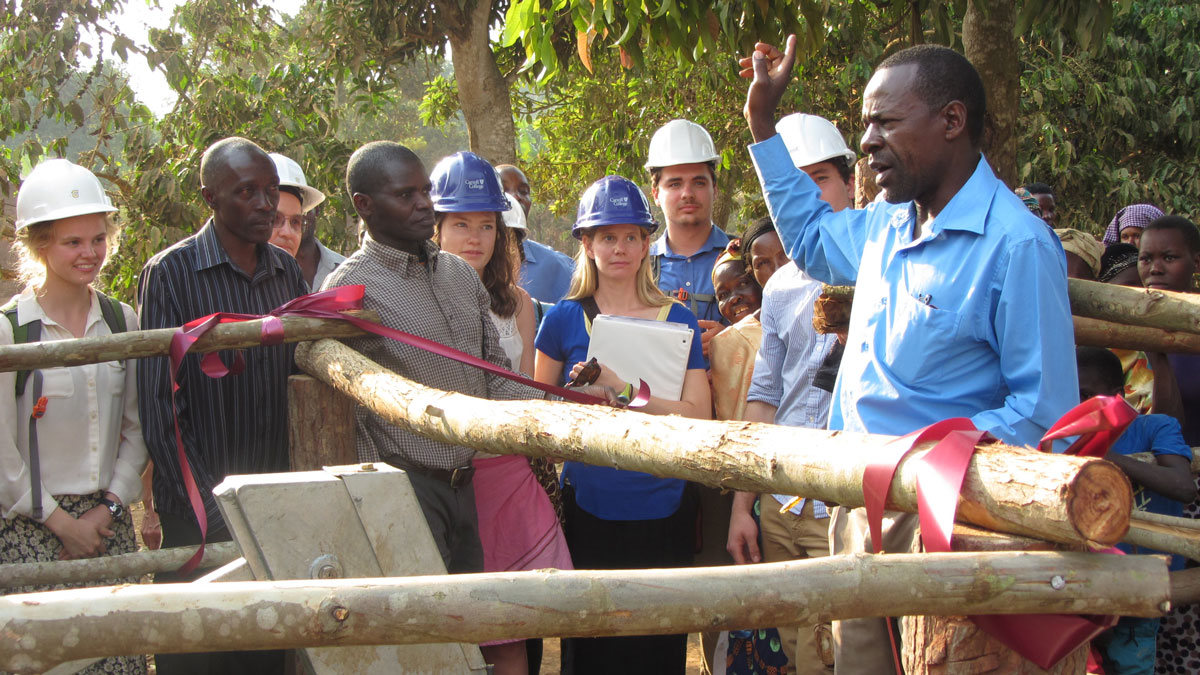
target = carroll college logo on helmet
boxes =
[466,178,485,191]
[610,196,629,208]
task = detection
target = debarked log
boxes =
[296,340,1132,548]
[0,541,240,590]
[0,310,379,373]
[0,552,1170,673]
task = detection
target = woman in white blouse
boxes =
[0,159,148,672]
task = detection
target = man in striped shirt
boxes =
[138,137,306,674]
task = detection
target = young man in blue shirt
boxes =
[742,37,1078,673]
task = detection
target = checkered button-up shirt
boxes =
[322,235,543,469]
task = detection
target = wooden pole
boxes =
[0,310,380,373]
[0,552,1169,673]
[1126,519,1200,563]
[819,283,1200,351]
[1171,567,1200,606]
[0,541,239,590]
[287,375,358,471]
[295,339,1132,548]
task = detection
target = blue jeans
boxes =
[1096,616,1160,675]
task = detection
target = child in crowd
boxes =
[1077,347,1195,675]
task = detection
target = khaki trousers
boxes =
[760,498,834,675]
[828,506,921,675]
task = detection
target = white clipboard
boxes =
[587,313,694,401]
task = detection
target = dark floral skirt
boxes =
[1,491,147,675]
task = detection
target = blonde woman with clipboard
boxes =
[533,175,710,675]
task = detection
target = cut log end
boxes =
[1067,460,1133,548]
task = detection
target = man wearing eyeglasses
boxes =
[136,136,307,675]
[266,153,345,289]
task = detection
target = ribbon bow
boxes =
[861,396,1137,670]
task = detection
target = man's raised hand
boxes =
[740,35,799,143]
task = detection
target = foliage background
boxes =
[1,0,1197,301]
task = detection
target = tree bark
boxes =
[295,339,1132,548]
[1171,567,1200,606]
[0,541,238,590]
[963,0,1019,186]
[819,282,1200,351]
[1068,278,1200,335]
[0,552,1169,673]
[0,310,379,373]
[444,0,516,165]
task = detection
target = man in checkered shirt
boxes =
[322,141,550,573]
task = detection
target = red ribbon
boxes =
[860,396,1136,670]
[169,286,651,573]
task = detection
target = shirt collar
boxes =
[522,238,540,264]
[360,233,441,275]
[15,286,105,331]
[194,219,289,278]
[888,154,997,237]
[650,225,730,257]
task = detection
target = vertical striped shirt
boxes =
[137,221,308,528]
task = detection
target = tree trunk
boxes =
[295,339,1132,548]
[0,310,378,373]
[1074,316,1200,354]
[1068,278,1200,335]
[0,541,238,590]
[0,552,1169,672]
[963,0,1019,186]
[444,0,516,166]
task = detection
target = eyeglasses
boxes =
[274,213,305,230]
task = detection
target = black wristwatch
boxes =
[100,497,124,520]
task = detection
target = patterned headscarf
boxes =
[1014,187,1043,219]
[1098,243,1140,283]
[1055,228,1104,277]
[1102,204,1164,246]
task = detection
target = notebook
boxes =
[587,313,695,401]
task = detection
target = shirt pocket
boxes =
[103,361,127,398]
[38,367,75,399]
[882,292,962,387]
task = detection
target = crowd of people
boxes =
[3,34,1200,675]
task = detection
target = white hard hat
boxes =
[501,202,527,230]
[269,153,326,212]
[15,159,118,231]
[644,119,721,170]
[775,113,856,169]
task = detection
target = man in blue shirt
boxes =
[645,119,729,356]
[496,164,575,304]
[742,37,1078,673]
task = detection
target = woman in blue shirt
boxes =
[533,176,710,675]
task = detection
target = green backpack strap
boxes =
[3,299,40,397]
[95,291,128,335]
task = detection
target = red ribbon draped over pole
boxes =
[860,396,1138,670]
[168,286,650,573]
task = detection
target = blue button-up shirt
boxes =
[520,238,576,304]
[750,135,1077,447]
[650,225,730,323]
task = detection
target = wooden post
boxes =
[0,551,1169,673]
[287,375,357,471]
[295,339,1133,549]
[902,525,1092,674]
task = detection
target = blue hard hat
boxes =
[572,175,658,239]
[430,151,512,213]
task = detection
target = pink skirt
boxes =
[474,454,574,573]
[474,455,574,647]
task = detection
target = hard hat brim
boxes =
[15,203,118,231]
